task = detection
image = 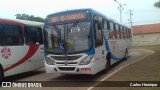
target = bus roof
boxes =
[47,8,106,18]
[46,8,129,28]
[0,18,44,27]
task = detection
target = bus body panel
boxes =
[1,44,42,77]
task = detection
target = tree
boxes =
[15,14,45,22]
[154,0,160,8]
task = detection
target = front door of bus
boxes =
[94,20,105,71]
[25,26,44,70]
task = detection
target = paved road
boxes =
[1,49,149,90]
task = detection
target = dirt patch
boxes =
[91,45,160,90]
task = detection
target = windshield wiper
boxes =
[68,21,79,31]
[52,23,61,36]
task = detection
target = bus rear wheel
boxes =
[0,65,4,82]
[124,49,128,60]
[101,54,111,74]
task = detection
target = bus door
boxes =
[24,26,44,70]
[93,17,106,71]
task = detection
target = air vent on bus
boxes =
[58,67,75,71]
[51,55,82,61]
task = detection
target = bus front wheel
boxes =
[101,54,111,74]
[0,64,4,82]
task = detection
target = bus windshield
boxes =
[44,21,92,54]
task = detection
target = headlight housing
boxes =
[79,55,94,65]
[45,57,55,65]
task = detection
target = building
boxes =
[132,23,160,46]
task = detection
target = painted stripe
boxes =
[105,41,121,61]
[4,44,39,72]
[0,19,25,26]
[87,49,95,55]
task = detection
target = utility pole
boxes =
[114,0,126,23]
[126,9,134,39]
[129,9,133,28]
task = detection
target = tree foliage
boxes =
[154,0,160,8]
[15,14,45,22]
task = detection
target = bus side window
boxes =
[109,22,116,39]
[102,19,110,39]
[115,24,120,39]
[38,27,44,44]
[94,18,103,47]
[122,27,125,39]
[119,26,121,39]
[124,27,127,39]
[120,26,123,39]
[126,29,129,39]
[129,29,132,39]
[24,26,43,45]
[0,23,23,46]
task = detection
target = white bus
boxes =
[44,8,132,75]
[0,18,44,81]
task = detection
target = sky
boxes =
[0,0,160,26]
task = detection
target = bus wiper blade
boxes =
[52,23,61,36]
[68,21,79,30]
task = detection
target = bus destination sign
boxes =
[47,11,89,23]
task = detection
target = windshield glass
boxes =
[44,22,92,54]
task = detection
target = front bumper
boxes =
[45,61,97,75]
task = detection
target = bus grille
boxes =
[51,55,82,61]
[55,62,78,65]
[58,67,75,71]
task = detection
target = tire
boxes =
[101,54,111,74]
[124,49,128,60]
[0,64,4,82]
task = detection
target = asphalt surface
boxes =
[1,49,148,90]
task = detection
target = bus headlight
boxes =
[79,55,94,65]
[45,57,55,65]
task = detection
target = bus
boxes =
[0,18,44,81]
[44,8,132,75]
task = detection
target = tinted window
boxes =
[115,24,120,39]
[103,20,110,39]
[94,23,103,47]
[109,22,116,39]
[123,27,127,39]
[122,27,125,38]
[0,23,24,46]
[94,16,103,47]
[24,26,43,45]
[126,29,129,39]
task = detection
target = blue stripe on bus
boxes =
[44,51,48,57]
[86,49,95,55]
[105,41,121,61]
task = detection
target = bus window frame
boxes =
[93,16,103,47]
[24,26,44,45]
[0,23,24,46]
[115,23,120,39]
[102,19,110,40]
[109,21,117,39]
